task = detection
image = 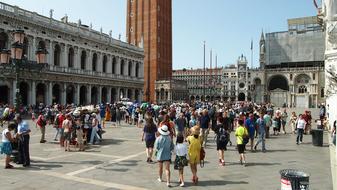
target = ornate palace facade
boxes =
[0,2,144,106]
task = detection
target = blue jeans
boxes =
[89,127,101,144]
[255,131,266,150]
[53,128,61,140]
[296,128,304,143]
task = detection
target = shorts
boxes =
[217,141,227,150]
[237,144,245,154]
[145,140,155,148]
[64,132,71,141]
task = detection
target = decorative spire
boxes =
[260,29,265,41]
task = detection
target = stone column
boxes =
[98,86,102,104]
[75,84,80,105]
[87,85,92,105]
[48,41,54,66]
[87,50,92,71]
[116,57,121,75]
[63,44,68,68]
[74,47,79,69]
[61,83,67,105]
[31,81,36,105]
[47,82,53,106]
[107,87,112,103]
[12,80,16,106]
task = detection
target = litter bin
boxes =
[280,169,309,190]
[311,129,323,146]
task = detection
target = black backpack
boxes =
[218,128,227,143]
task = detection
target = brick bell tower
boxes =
[126,0,172,103]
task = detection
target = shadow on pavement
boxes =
[192,180,248,187]
[265,149,296,153]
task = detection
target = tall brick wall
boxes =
[127,0,172,102]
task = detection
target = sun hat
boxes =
[159,125,170,136]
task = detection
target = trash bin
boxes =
[280,169,309,190]
[311,129,323,146]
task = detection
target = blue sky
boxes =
[2,0,318,69]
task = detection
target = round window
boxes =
[239,83,245,88]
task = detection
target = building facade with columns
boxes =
[172,68,222,101]
[0,2,144,106]
[154,80,188,104]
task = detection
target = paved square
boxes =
[0,120,333,190]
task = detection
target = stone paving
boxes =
[0,119,333,190]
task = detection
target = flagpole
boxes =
[203,41,206,100]
[251,39,253,69]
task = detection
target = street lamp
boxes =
[0,30,48,112]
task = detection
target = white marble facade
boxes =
[0,2,144,106]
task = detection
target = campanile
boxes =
[127,0,172,102]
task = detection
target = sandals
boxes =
[5,164,14,169]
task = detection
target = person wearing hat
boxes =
[154,125,174,187]
[187,125,202,184]
[15,114,31,167]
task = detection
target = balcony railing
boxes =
[46,65,143,82]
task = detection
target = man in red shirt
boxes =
[53,111,65,142]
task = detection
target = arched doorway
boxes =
[111,88,116,103]
[238,93,246,101]
[135,89,140,103]
[196,95,200,101]
[294,74,311,108]
[268,75,289,107]
[52,84,61,104]
[92,53,97,72]
[19,82,29,106]
[79,86,87,105]
[101,87,107,103]
[190,96,195,102]
[91,87,98,104]
[54,44,61,66]
[36,83,46,105]
[0,84,9,105]
[127,89,132,100]
[66,85,75,104]
[81,50,86,70]
[68,47,74,68]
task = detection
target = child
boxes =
[75,119,84,151]
[1,123,16,169]
[174,135,188,187]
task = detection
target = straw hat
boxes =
[190,125,201,135]
[158,125,170,136]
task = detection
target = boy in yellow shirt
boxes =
[235,119,248,166]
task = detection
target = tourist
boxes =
[154,125,174,187]
[159,114,176,139]
[187,125,202,184]
[142,115,157,163]
[174,135,188,187]
[75,118,84,151]
[245,113,256,151]
[1,123,16,169]
[53,111,65,143]
[254,112,266,152]
[281,109,288,134]
[214,114,228,166]
[264,111,272,138]
[15,114,31,167]
[89,113,101,145]
[116,107,122,127]
[235,119,248,166]
[289,112,297,134]
[175,112,187,138]
[36,112,47,143]
[332,120,336,145]
[105,105,111,122]
[62,114,72,151]
[296,114,306,145]
[199,109,210,147]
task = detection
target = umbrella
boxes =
[153,105,160,111]
[141,103,149,109]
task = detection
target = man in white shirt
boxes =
[296,114,306,145]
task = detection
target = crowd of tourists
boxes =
[0,101,336,187]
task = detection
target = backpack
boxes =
[200,147,206,168]
[37,115,46,126]
[218,128,227,143]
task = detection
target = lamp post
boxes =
[0,30,48,112]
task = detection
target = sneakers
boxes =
[157,178,162,182]
[254,145,257,150]
[180,183,185,187]
[166,183,171,187]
